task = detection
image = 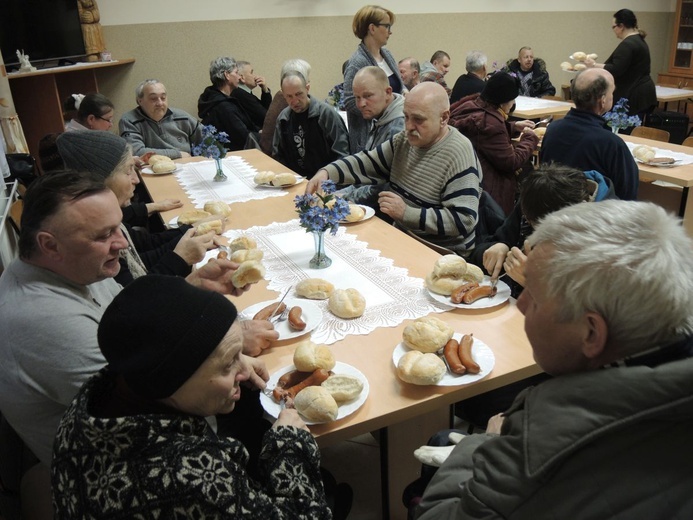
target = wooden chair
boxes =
[682,136,693,147]
[631,126,670,143]
[8,199,23,235]
[561,84,572,101]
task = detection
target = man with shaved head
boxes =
[306,82,481,256]
[353,66,404,150]
[541,68,638,199]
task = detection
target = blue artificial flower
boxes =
[192,124,227,159]
[603,98,641,131]
[294,183,348,234]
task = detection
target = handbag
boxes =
[5,153,37,186]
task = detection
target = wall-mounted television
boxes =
[0,0,86,70]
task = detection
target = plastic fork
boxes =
[271,307,290,324]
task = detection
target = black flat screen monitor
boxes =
[0,0,86,69]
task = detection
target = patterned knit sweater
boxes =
[323,128,481,255]
[52,370,332,519]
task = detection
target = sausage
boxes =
[450,282,479,304]
[458,334,480,374]
[272,370,312,401]
[461,285,497,304]
[288,306,306,331]
[274,368,331,402]
[253,302,287,321]
[443,338,465,374]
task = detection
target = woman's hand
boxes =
[240,353,269,389]
[503,246,527,286]
[274,408,310,432]
[514,120,535,131]
[240,319,279,356]
[483,243,510,280]
[147,198,183,214]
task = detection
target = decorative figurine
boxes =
[16,50,36,72]
[78,0,106,62]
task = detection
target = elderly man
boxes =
[119,79,203,159]
[450,50,487,104]
[353,66,404,149]
[232,60,273,129]
[541,68,639,200]
[413,200,693,519]
[307,82,481,256]
[0,172,277,467]
[420,50,452,96]
[198,56,260,151]
[272,70,349,179]
[398,57,420,91]
[503,46,555,98]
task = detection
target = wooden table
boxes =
[512,96,573,120]
[144,150,540,519]
[656,85,693,104]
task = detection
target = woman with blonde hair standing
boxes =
[343,5,404,153]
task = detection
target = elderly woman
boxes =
[343,5,404,152]
[451,72,539,215]
[52,275,331,518]
[198,56,260,151]
[63,92,115,131]
[56,130,214,286]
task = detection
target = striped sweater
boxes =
[324,127,482,255]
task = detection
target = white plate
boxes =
[427,277,511,309]
[140,165,181,175]
[260,361,369,424]
[635,158,681,168]
[240,298,322,340]
[255,174,305,188]
[392,334,495,386]
[340,204,376,224]
[168,216,180,229]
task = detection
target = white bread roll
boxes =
[148,154,173,165]
[402,316,454,353]
[178,209,212,225]
[294,386,338,422]
[254,171,276,184]
[296,278,334,300]
[231,260,265,288]
[425,255,484,296]
[397,351,446,385]
[587,53,598,60]
[573,63,587,71]
[271,172,298,186]
[633,145,656,162]
[572,51,587,62]
[229,236,258,252]
[293,340,336,372]
[560,61,574,71]
[345,204,366,222]
[203,200,231,217]
[230,249,264,263]
[194,219,222,235]
[152,161,177,174]
[328,288,366,319]
[321,374,364,403]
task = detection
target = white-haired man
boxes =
[450,50,487,104]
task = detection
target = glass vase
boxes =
[309,230,332,269]
[213,157,227,182]
[611,126,619,135]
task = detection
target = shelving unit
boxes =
[6,58,135,157]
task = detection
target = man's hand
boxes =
[305,170,329,195]
[483,243,510,280]
[504,246,528,286]
[173,228,216,265]
[147,198,183,215]
[256,75,269,93]
[186,258,249,295]
[240,319,279,356]
[240,353,269,389]
[378,191,406,220]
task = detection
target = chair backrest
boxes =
[631,126,670,143]
[9,199,23,235]
[682,136,693,148]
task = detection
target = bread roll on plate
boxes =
[178,209,212,225]
[294,386,338,422]
[231,260,265,288]
[204,200,231,217]
[254,171,276,185]
[321,374,364,403]
[425,254,484,296]
[194,219,222,235]
[148,154,173,165]
[271,172,298,186]
[152,161,177,174]
[229,236,258,252]
[230,249,264,263]
[397,350,446,385]
[328,288,366,319]
[293,340,336,372]
[296,278,334,300]
[402,316,454,353]
[345,204,366,222]
[573,63,587,71]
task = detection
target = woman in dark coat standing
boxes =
[585,9,657,117]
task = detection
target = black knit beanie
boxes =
[98,275,239,399]
[56,130,127,178]
[481,72,520,106]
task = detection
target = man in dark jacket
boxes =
[503,47,555,98]
[450,51,487,104]
[197,56,260,151]
[231,60,272,129]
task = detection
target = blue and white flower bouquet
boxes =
[603,98,641,133]
[294,180,351,235]
[191,124,230,159]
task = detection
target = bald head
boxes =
[403,82,450,149]
[353,66,393,120]
[572,68,615,115]
[408,82,450,113]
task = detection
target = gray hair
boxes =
[280,59,311,84]
[280,70,307,88]
[209,57,237,87]
[236,60,250,71]
[466,51,487,73]
[571,70,609,111]
[527,200,693,353]
[111,143,134,179]
[399,57,420,73]
[135,79,162,100]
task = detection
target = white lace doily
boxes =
[225,220,450,344]
[175,156,289,208]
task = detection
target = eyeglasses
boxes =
[96,115,114,124]
[375,23,392,30]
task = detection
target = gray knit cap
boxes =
[56,130,128,178]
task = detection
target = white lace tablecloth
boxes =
[226,220,450,344]
[175,156,292,207]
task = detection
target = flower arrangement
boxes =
[191,124,230,159]
[326,82,346,111]
[602,98,642,133]
[294,180,351,234]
